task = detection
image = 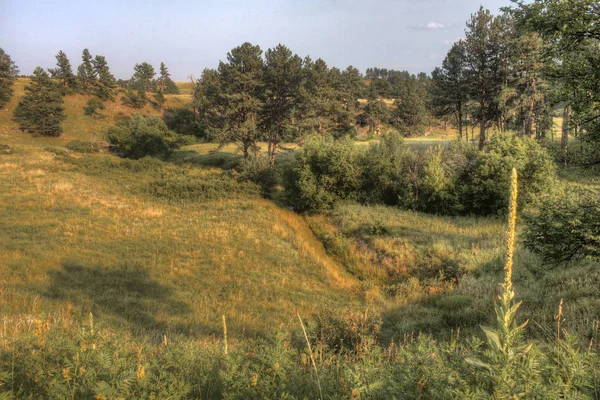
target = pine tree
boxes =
[77,48,96,94]
[297,58,339,135]
[48,50,77,94]
[463,7,507,149]
[392,76,427,136]
[262,44,302,163]
[13,67,66,137]
[207,42,264,158]
[93,55,116,100]
[430,41,469,138]
[0,48,19,108]
[132,62,155,93]
[158,62,179,94]
[153,88,165,110]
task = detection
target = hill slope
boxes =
[0,81,361,340]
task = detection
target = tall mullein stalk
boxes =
[495,168,528,357]
[467,168,531,369]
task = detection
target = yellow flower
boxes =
[136,364,145,380]
[62,368,72,382]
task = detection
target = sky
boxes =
[1,0,512,81]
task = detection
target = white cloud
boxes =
[427,21,444,29]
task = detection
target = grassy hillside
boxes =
[0,82,363,341]
[2,82,600,398]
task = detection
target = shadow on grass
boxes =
[41,260,209,338]
[169,149,241,169]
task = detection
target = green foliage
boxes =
[1,314,599,399]
[106,114,180,159]
[284,135,361,212]
[236,154,280,197]
[142,172,260,203]
[359,133,419,207]
[48,50,77,94]
[13,67,66,137]
[460,134,557,215]
[132,62,156,93]
[158,62,179,94]
[0,48,19,108]
[121,88,147,108]
[92,55,117,100]
[83,98,105,117]
[77,48,96,94]
[163,107,204,138]
[524,188,600,264]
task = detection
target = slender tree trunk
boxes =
[561,106,570,167]
[457,107,463,140]
[271,129,279,165]
[479,115,486,150]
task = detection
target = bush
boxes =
[236,155,280,197]
[177,134,197,146]
[83,98,105,117]
[121,89,147,108]
[106,114,180,159]
[458,134,556,215]
[523,188,600,264]
[359,133,419,207]
[163,107,204,138]
[283,135,361,213]
[142,174,260,203]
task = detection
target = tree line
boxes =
[0,48,180,136]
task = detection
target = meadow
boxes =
[1,80,600,398]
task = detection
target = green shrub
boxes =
[236,154,280,197]
[163,107,204,138]
[177,134,197,146]
[283,135,361,213]
[106,114,180,159]
[523,188,600,264]
[142,173,260,203]
[458,134,556,215]
[83,98,105,117]
[121,89,147,108]
[359,133,420,207]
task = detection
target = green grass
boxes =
[1,80,600,397]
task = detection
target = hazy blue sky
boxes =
[1,0,512,80]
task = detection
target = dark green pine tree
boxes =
[77,48,96,94]
[93,55,117,100]
[158,62,180,94]
[133,62,156,93]
[297,57,339,135]
[209,42,264,158]
[262,44,303,163]
[392,75,428,136]
[48,50,77,94]
[0,48,19,108]
[13,67,66,137]
[463,7,507,149]
[430,41,469,138]
[153,88,165,110]
[360,96,389,136]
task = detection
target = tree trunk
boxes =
[561,106,570,167]
[479,118,486,150]
[271,129,279,165]
[457,108,463,140]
